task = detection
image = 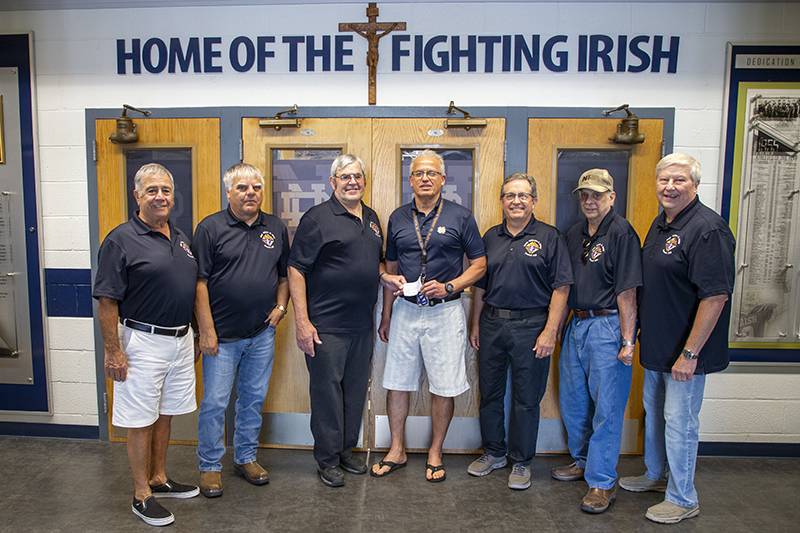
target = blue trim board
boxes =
[45,268,93,318]
[0,34,48,412]
[0,422,99,440]
[699,441,800,458]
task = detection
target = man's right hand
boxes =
[378,313,392,343]
[380,273,407,296]
[104,348,128,382]
[296,319,322,357]
[468,323,480,351]
[199,329,219,356]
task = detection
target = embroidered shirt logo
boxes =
[179,240,195,259]
[369,221,382,239]
[523,239,542,257]
[589,242,605,263]
[260,231,276,249]
[437,225,446,234]
[662,234,681,255]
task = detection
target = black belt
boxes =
[401,293,461,307]
[572,309,618,319]
[484,305,548,319]
[121,318,191,337]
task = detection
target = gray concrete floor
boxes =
[1,436,798,532]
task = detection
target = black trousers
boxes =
[478,310,549,465]
[305,330,373,469]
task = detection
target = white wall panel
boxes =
[48,350,97,384]
[41,182,88,217]
[39,146,88,182]
[42,216,90,251]
[47,317,95,352]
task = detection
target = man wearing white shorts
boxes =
[94,163,199,527]
[371,150,486,483]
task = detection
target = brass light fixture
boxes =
[603,104,645,145]
[259,105,301,131]
[445,101,487,130]
[109,104,151,144]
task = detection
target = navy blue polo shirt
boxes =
[385,197,485,284]
[93,214,197,327]
[566,210,642,310]
[477,218,573,310]
[639,198,736,374]
[192,208,289,341]
[288,195,384,334]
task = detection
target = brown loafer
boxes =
[199,471,223,498]
[234,461,270,486]
[580,485,617,514]
[551,461,585,481]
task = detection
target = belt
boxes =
[401,293,461,307]
[484,305,548,320]
[572,309,618,319]
[121,318,191,337]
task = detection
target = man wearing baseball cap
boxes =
[551,169,642,514]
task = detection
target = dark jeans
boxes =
[478,310,549,465]
[305,330,373,469]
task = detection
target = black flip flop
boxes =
[426,463,447,483]
[370,460,408,478]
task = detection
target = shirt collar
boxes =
[499,216,537,238]
[582,208,615,238]
[131,212,174,238]
[657,196,700,231]
[411,195,443,216]
[328,194,365,219]
[225,205,266,227]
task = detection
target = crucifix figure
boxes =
[339,3,406,105]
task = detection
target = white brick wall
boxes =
[0,2,796,439]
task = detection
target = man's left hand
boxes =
[267,306,286,327]
[618,345,635,366]
[421,279,448,299]
[671,356,697,381]
[533,328,557,359]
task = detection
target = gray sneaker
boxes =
[620,474,667,493]
[467,454,507,477]
[645,501,700,524]
[507,463,531,490]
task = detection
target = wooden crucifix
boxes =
[339,3,406,105]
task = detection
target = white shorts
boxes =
[382,298,470,397]
[112,325,197,429]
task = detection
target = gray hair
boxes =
[501,172,538,199]
[656,153,702,185]
[330,154,366,178]
[411,149,445,174]
[223,163,265,192]
[134,163,174,193]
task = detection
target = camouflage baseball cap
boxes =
[573,168,614,193]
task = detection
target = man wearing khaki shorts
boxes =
[371,150,486,482]
[94,163,199,527]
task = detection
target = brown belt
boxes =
[572,309,618,319]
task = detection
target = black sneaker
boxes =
[132,496,175,527]
[149,478,200,499]
[318,466,345,487]
[339,454,368,475]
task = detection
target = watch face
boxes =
[445,283,454,293]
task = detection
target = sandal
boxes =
[426,463,447,483]
[370,460,407,478]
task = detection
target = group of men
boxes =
[94,150,734,527]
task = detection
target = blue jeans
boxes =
[197,326,275,471]
[643,369,706,508]
[559,314,632,489]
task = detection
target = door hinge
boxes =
[103,392,108,414]
[92,140,98,162]
[503,140,508,162]
[239,139,243,162]
[661,140,665,157]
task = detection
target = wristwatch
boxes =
[276,304,287,316]
[621,339,635,348]
[445,282,455,295]
[681,348,698,360]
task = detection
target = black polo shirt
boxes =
[288,195,383,334]
[639,198,736,374]
[192,208,289,342]
[566,210,642,310]
[477,218,573,310]
[93,214,197,327]
[385,197,485,284]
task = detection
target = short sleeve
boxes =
[278,222,290,278]
[613,229,643,295]
[288,213,323,274]
[384,216,398,262]
[191,223,214,280]
[549,232,574,289]
[461,214,486,259]
[93,239,128,301]
[688,228,736,298]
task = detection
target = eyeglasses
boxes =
[502,192,533,202]
[581,238,592,264]
[335,173,364,182]
[410,170,443,179]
